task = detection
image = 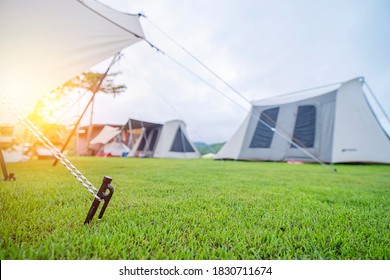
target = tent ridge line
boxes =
[76,0,144,39]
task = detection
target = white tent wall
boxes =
[1,146,25,163]
[282,91,337,162]
[242,105,292,161]
[89,125,121,145]
[154,120,200,159]
[215,114,251,160]
[217,89,337,161]
[332,78,390,163]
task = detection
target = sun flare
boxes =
[28,91,66,124]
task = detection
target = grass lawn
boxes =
[0,157,389,260]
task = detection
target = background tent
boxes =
[89,125,130,157]
[125,119,200,158]
[0,125,26,162]
[216,77,390,164]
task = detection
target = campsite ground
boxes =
[0,157,389,259]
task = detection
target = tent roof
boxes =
[0,0,144,121]
[79,124,122,130]
[124,119,163,130]
[90,125,121,145]
[251,78,363,106]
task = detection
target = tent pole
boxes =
[53,53,121,166]
[0,147,9,180]
[52,92,96,166]
[0,145,15,181]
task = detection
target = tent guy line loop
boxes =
[0,92,103,201]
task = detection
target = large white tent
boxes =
[0,0,144,122]
[125,119,200,159]
[216,77,390,164]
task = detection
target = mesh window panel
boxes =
[291,105,316,148]
[250,107,279,148]
[170,128,195,152]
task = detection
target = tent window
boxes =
[137,129,150,151]
[149,129,159,151]
[170,128,195,152]
[250,107,279,148]
[291,105,316,148]
[137,136,146,151]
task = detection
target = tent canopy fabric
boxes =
[90,125,121,145]
[251,84,340,106]
[123,119,163,130]
[0,0,144,122]
[216,77,390,164]
[88,125,130,157]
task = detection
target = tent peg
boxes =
[0,149,16,181]
[84,176,114,224]
[4,173,16,181]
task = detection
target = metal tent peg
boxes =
[84,176,114,224]
[0,149,15,181]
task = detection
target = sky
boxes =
[5,0,390,144]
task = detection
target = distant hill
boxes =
[193,142,225,155]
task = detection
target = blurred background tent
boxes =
[89,125,130,157]
[124,119,200,158]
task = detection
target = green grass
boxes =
[0,157,389,260]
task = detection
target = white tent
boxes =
[216,77,390,164]
[0,0,145,222]
[125,119,200,159]
[101,142,130,157]
[90,126,121,146]
[0,0,144,122]
[89,125,130,157]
